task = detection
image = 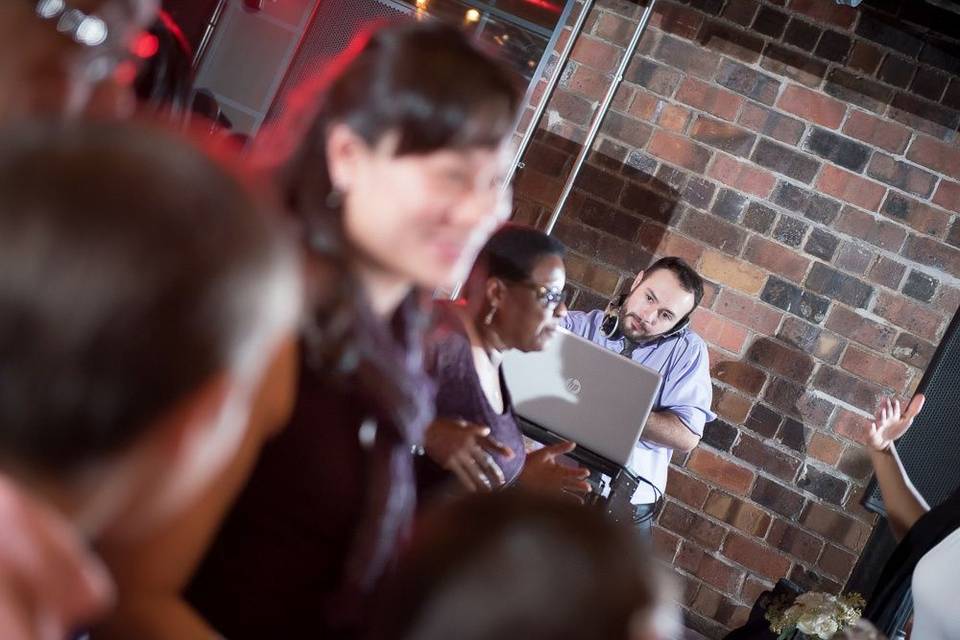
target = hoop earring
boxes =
[484,306,497,326]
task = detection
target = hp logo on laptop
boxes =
[565,377,582,395]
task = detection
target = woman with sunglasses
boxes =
[418,224,591,501]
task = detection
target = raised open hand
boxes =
[862,394,925,452]
[424,418,514,492]
[518,441,592,503]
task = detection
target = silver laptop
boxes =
[501,328,663,467]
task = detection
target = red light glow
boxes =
[522,0,561,12]
[132,33,160,59]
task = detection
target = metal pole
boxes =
[543,0,657,235]
[503,0,595,188]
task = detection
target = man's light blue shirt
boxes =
[561,309,715,504]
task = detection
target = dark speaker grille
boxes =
[264,0,412,125]
[865,309,960,512]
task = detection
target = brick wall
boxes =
[511,0,960,636]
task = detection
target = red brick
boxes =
[907,135,960,182]
[818,544,858,580]
[873,290,945,342]
[712,354,768,396]
[690,584,726,619]
[801,502,872,552]
[651,525,681,561]
[868,156,937,199]
[934,285,960,316]
[766,518,824,564]
[902,235,960,279]
[880,193,951,238]
[708,155,776,198]
[660,501,727,551]
[835,206,907,253]
[787,0,857,28]
[654,34,722,81]
[744,236,811,283]
[715,389,754,423]
[868,256,908,290]
[777,84,846,129]
[571,35,621,73]
[566,65,612,101]
[659,230,705,266]
[933,180,960,214]
[738,102,806,146]
[705,491,773,538]
[841,345,911,393]
[742,576,775,607]
[698,19,765,64]
[676,77,744,121]
[657,103,692,132]
[692,116,757,157]
[844,484,882,525]
[848,41,883,75]
[680,210,748,256]
[600,110,653,148]
[686,448,756,495]
[831,406,871,444]
[701,252,768,295]
[691,308,750,354]
[564,252,622,297]
[747,338,815,383]
[594,11,636,43]
[807,432,844,466]
[676,542,746,593]
[515,169,563,207]
[842,111,912,154]
[816,165,887,212]
[627,89,659,122]
[650,3,705,40]
[666,467,712,510]
[714,289,783,334]
[826,305,897,352]
[648,130,712,173]
[723,532,792,580]
[812,365,885,414]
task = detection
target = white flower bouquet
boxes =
[765,591,866,640]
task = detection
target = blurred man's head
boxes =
[0,0,159,121]
[0,120,301,539]
[374,491,678,640]
[620,257,703,342]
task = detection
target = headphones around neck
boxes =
[599,285,691,344]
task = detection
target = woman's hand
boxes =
[424,418,514,492]
[862,394,925,452]
[518,441,591,503]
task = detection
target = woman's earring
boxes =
[484,306,497,326]
[325,187,344,209]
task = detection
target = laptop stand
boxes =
[518,417,639,526]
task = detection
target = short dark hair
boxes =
[642,256,704,310]
[0,121,296,474]
[476,223,566,284]
[373,491,662,640]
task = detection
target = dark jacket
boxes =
[186,294,435,640]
